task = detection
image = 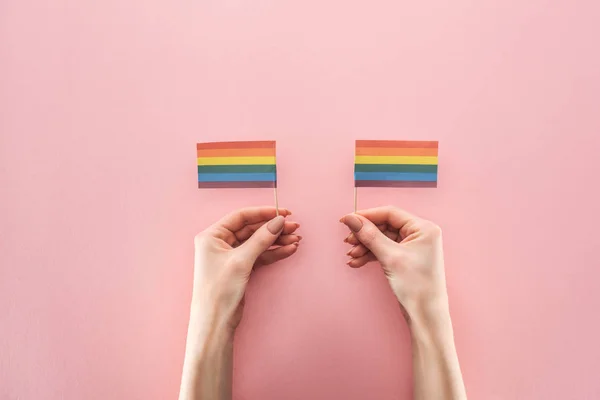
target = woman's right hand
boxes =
[341,206,467,399]
[340,206,450,321]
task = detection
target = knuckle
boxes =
[383,205,397,214]
[359,225,379,244]
[194,232,210,247]
[387,205,404,213]
[421,221,442,239]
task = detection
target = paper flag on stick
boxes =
[197,141,277,188]
[354,140,439,188]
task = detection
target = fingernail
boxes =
[267,216,285,234]
[343,215,362,232]
[343,237,348,243]
[346,247,354,256]
[297,235,303,241]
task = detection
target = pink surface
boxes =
[1,0,600,399]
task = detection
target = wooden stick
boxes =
[274,186,279,216]
[354,186,357,213]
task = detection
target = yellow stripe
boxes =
[197,156,276,166]
[355,156,438,165]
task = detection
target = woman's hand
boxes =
[192,207,301,332]
[341,207,467,399]
[340,206,448,321]
[179,207,301,400]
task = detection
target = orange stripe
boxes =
[197,141,275,150]
[356,140,438,149]
[356,147,438,156]
[197,148,275,157]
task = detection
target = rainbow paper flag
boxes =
[355,140,439,187]
[197,141,277,188]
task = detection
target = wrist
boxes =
[404,297,453,338]
[185,299,235,357]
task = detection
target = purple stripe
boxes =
[198,181,276,189]
[355,180,437,188]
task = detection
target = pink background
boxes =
[2,0,600,399]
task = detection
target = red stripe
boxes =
[356,140,438,149]
[197,141,275,150]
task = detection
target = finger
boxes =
[235,220,298,243]
[344,232,355,244]
[344,224,390,245]
[384,230,400,243]
[283,222,300,235]
[275,234,302,246]
[355,206,420,236]
[340,214,395,258]
[347,244,369,258]
[215,207,291,233]
[346,253,377,268]
[255,243,299,267]
[236,215,286,263]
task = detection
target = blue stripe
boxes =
[198,172,276,182]
[354,172,438,182]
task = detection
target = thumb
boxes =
[341,214,395,258]
[237,215,285,261]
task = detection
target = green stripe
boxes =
[354,164,438,173]
[198,165,276,174]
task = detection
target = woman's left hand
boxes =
[191,207,301,332]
